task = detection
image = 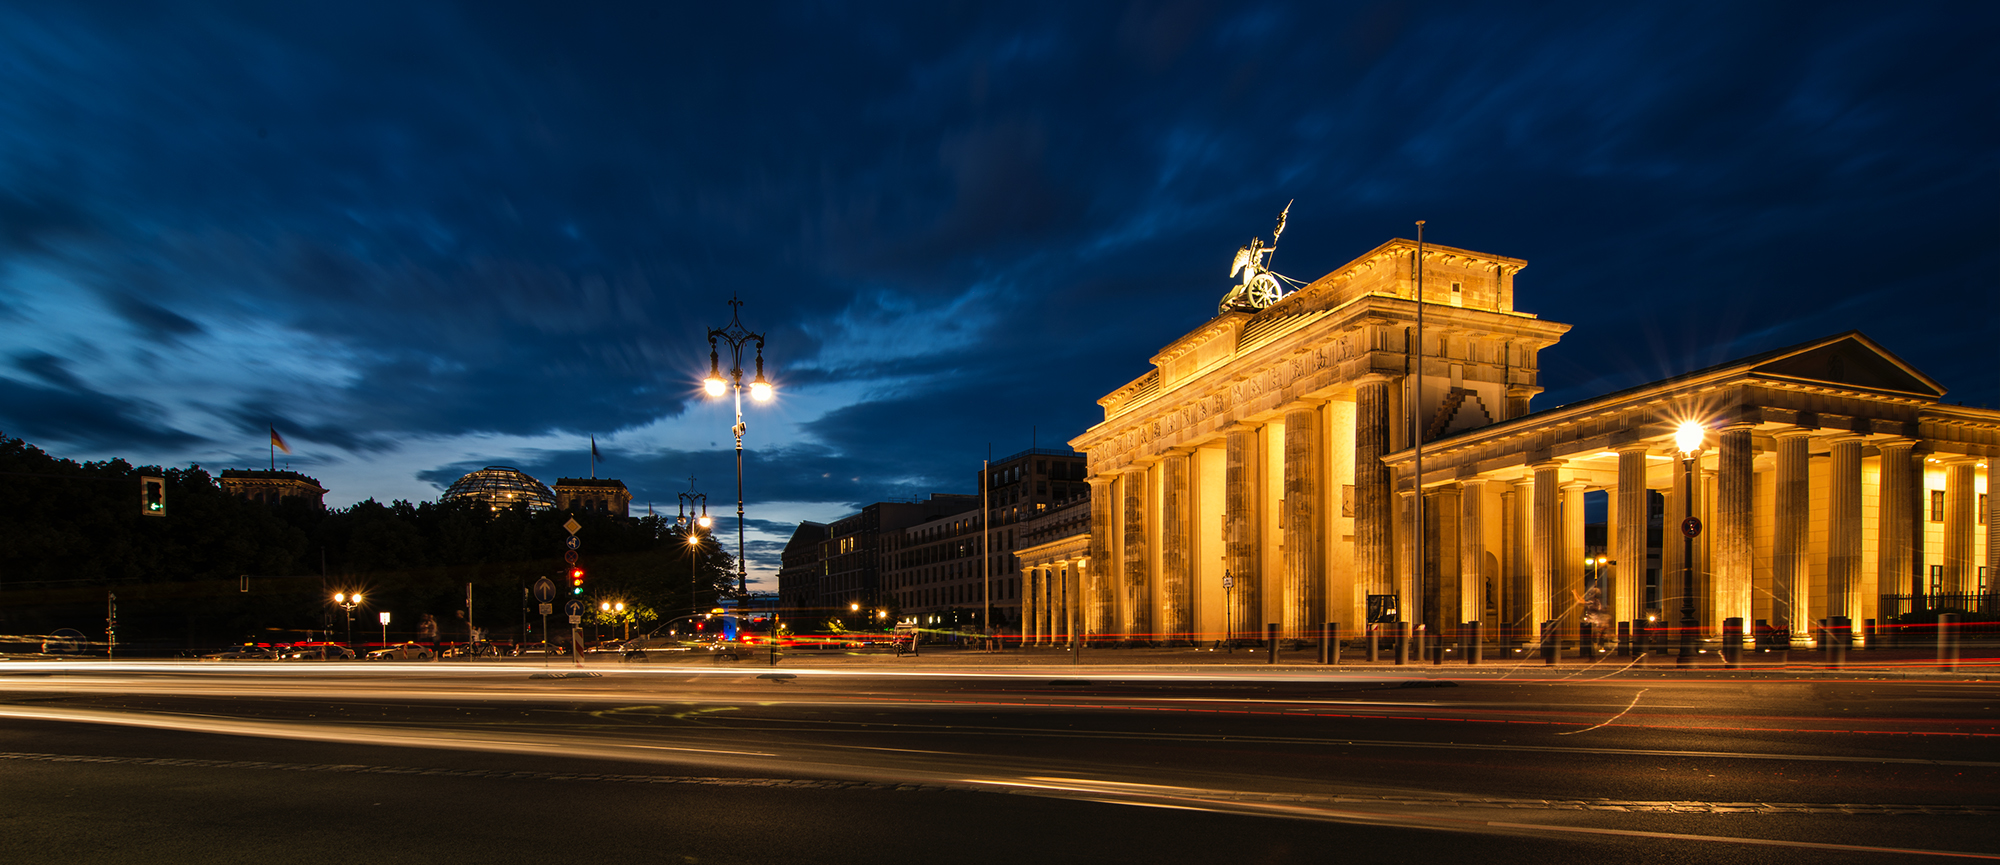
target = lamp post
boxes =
[333,591,362,651]
[704,296,771,597]
[678,478,712,617]
[1674,421,1705,667]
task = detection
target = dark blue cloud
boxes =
[0,0,1991,520]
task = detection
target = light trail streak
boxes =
[1558,688,1648,735]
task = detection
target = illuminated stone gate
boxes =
[1064,237,1998,647]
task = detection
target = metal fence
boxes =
[1879,593,2000,618]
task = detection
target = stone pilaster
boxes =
[1715,425,1754,627]
[1614,445,1651,626]
[1459,478,1488,624]
[1223,424,1260,642]
[1087,477,1115,640]
[1282,406,1324,642]
[1020,566,1038,645]
[1944,459,1978,595]
[1121,467,1150,640]
[1353,376,1393,602]
[1771,429,1811,635]
[1160,452,1193,644]
[1876,439,1917,601]
[1826,435,1863,620]
[1504,385,1541,421]
[1988,452,1999,595]
[1530,461,1563,629]
[1398,488,1418,623]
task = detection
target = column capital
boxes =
[1773,427,1815,440]
[1530,458,1565,472]
[1353,372,1395,387]
[1456,469,1490,486]
[1086,476,1114,490]
[1721,420,1758,432]
[1615,442,1652,456]
[1874,436,1916,453]
[1823,432,1865,446]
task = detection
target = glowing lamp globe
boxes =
[749,379,773,402]
[1674,421,1704,455]
[703,376,726,397]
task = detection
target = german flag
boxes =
[270,426,291,454]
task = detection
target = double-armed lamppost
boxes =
[678,477,712,616]
[704,296,772,596]
[1674,421,1706,667]
[333,591,362,650]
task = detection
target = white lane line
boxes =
[1558,688,1648,735]
[1481,820,2000,860]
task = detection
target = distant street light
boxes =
[704,296,771,597]
[678,477,711,617]
[333,591,362,651]
[1674,421,1705,667]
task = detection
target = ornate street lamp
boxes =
[678,477,712,616]
[333,591,362,651]
[1674,421,1706,667]
[704,296,771,596]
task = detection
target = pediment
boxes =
[1748,334,1943,398]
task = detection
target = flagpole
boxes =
[269,425,275,471]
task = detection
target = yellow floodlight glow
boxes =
[1674,421,1704,455]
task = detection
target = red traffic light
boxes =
[570,567,585,594]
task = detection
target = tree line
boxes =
[0,433,736,653]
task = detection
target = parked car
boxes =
[366,642,434,661]
[277,643,356,660]
[440,642,506,659]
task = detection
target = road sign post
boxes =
[533,577,556,663]
[566,599,585,667]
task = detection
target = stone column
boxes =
[1530,461,1563,629]
[1160,452,1193,644]
[1019,565,1036,645]
[1282,406,1324,642]
[1772,429,1812,636]
[1715,425,1754,627]
[1122,467,1151,641]
[1398,488,1418,624]
[1876,439,1917,604]
[1562,479,1589,640]
[1499,481,1523,639]
[1944,459,1977,595]
[1988,451,1999,595]
[1826,435,1863,620]
[1614,445,1650,627]
[1353,376,1394,603]
[1087,477,1115,640]
[1224,424,1261,642]
[1459,477,1488,625]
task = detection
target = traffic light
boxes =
[140,476,165,517]
[570,567,585,594]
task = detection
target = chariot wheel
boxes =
[1244,272,1284,308]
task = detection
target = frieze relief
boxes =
[1087,335,1362,469]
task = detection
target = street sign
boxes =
[566,536,580,551]
[565,599,584,618]
[378,611,391,625]
[563,517,582,535]
[539,603,552,616]
[568,615,582,625]
[1681,516,1704,539]
[564,550,578,564]
[533,577,555,603]
[1221,575,1235,589]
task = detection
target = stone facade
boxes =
[1071,237,1997,647]
[219,469,327,508]
[553,478,631,517]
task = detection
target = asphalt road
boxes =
[2,658,1996,863]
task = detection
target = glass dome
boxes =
[442,466,556,513]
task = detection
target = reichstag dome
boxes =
[442,466,556,512]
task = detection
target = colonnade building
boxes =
[1025,237,1996,647]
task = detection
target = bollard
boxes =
[1541,620,1558,666]
[1578,622,1594,659]
[1267,623,1279,665]
[1938,613,1960,671]
[1862,618,1876,651]
[1829,616,1851,668]
[1323,622,1339,665]
[1319,622,1331,665]
[1617,621,1632,658]
[1466,621,1482,665]
[1367,623,1380,662]
[1394,622,1411,666]
[1722,617,1743,669]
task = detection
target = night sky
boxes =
[2,2,1993,585]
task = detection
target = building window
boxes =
[1930,564,1943,594]
[1931,490,1945,522]
[1981,494,1988,525]
[1449,281,1463,307]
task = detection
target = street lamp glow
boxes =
[697,515,712,529]
[850,601,860,612]
[749,378,772,402]
[1674,420,1704,455]
[703,376,726,396]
